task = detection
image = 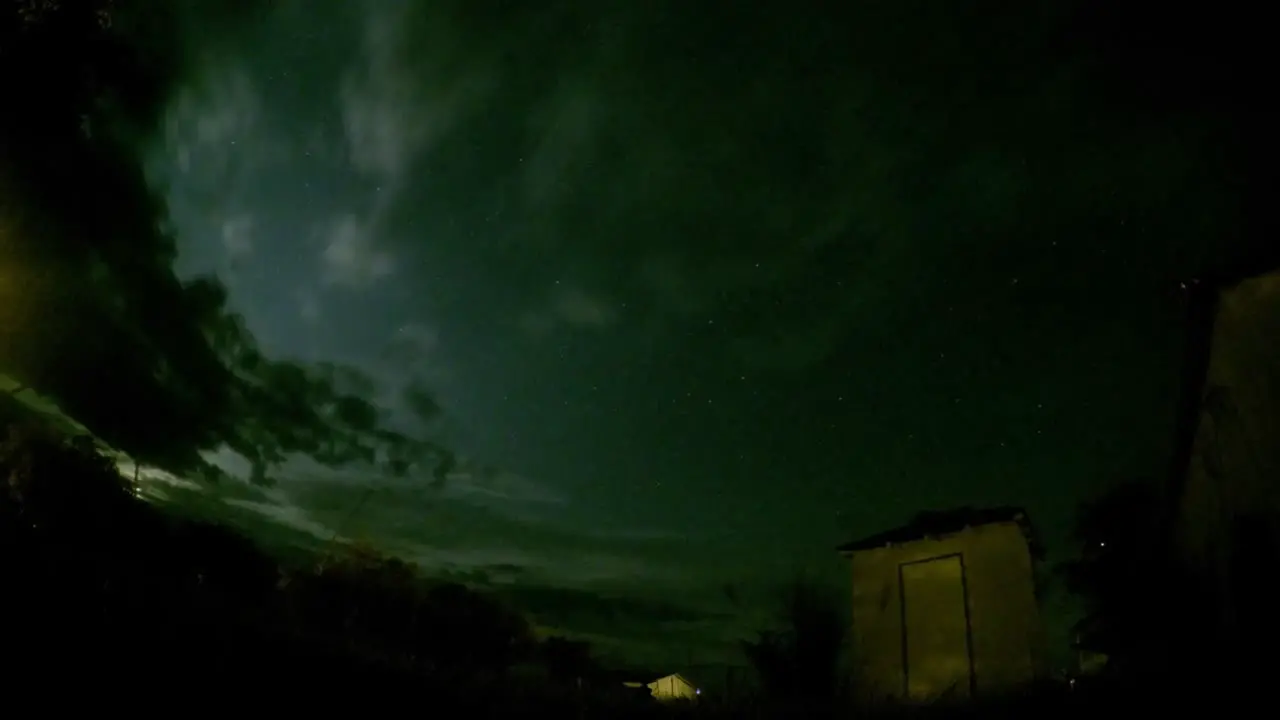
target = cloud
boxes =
[324,0,504,307]
[161,63,298,210]
[320,213,395,288]
[520,86,601,208]
[220,214,254,258]
[232,466,692,588]
[346,2,1246,380]
[223,497,338,541]
[339,54,423,186]
[487,581,758,666]
[128,432,767,665]
[499,583,726,634]
[441,467,567,508]
[296,289,322,325]
[338,3,415,182]
[166,68,260,174]
[351,324,456,428]
[553,286,617,328]
[434,561,528,586]
[520,285,618,336]
[338,2,494,190]
[383,323,440,366]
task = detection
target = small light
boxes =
[696,689,700,695]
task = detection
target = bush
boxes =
[0,423,533,696]
[741,578,845,708]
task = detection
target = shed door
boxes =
[900,554,973,702]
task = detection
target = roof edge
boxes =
[1179,250,1280,294]
[836,506,1041,557]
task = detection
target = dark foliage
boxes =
[538,635,598,686]
[1,0,454,489]
[1058,480,1221,681]
[0,422,790,713]
[1059,481,1163,661]
[285,543,537,679]
[741,578,845,708]
[0,423,529,698]
[1225,514,1280,677]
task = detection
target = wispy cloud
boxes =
[520,285,619,336]
[165,67,262,177]
[339,2,494,192]
[440,467,567,508]
[296,288,322,324]
[128,436,764,666]
[210,464,698,592]
[520,85,602,208]
[220,214,255,258]
[378,323,449,386]
[338,4,427,190]
[223,497,338,541]
[320,213,395,288]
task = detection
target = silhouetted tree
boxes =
[539,635,596,687]
[283,543,534,679]
[2,0,456,489]
[2,424,132,528]
[412,580,536,681]
[1059,480,1202,677]
[742,578,844,706]
[0,421,546,697]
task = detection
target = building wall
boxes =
[847,521,1045,705]
[1179,271,1280,561]
[1176,269,1280,649]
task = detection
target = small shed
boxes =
[623,672,699,702]
[838,507,1047,706]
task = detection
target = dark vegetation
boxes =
[740,579,845,710]
[0,417,718,714]
[1058,481,1188,678]
[0,419,849,713]
[1,423,527,699]
[2,0,455,493]
[0,414,1188,716]
[1060,478,1280,693]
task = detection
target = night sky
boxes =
[118,1,1261,666]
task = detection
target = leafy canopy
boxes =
[0,1,452,485]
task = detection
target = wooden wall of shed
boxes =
[847,521,1045,705]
